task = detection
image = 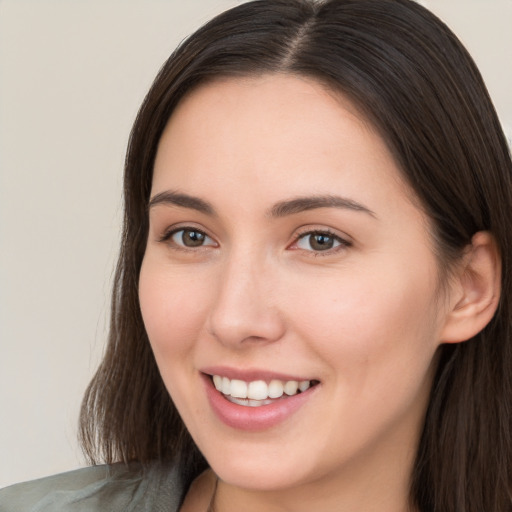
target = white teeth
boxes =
[212,375,313,401]
[228,396,275,407]
[268,380,284,398]
[230,379,248,398]
[248,380,268,400]
[284,380,298,396]
[221,376,230,395]
[299,380,310,392]
[213,375,222,391]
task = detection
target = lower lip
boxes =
[202,374,318,431]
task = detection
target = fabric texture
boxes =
[0,461,183,512]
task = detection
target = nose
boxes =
[206,252,286,348]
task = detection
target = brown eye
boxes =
[295,231,348,252]
[170,228,215,248]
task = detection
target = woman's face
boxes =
[139,75,452,495]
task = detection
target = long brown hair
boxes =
[79,1,512,509]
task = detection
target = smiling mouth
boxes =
[211,375,320,407]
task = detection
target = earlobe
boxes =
[440,231,501,344]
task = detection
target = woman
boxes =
[2,0,511,511]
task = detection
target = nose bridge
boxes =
[207,243,284,347]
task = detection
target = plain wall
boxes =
[0,0,511,488]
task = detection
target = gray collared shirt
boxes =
[0,461,183,512]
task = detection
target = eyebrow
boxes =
[148,190,215,215]
[268,195,376,218]
[148,190,375,219]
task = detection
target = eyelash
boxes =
[291,228,352,256]
[158,226,352,255]
[159,226,216,251]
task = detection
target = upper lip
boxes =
[201,365,317,383]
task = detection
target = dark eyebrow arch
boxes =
[268,195,376,218]
[148,190,216,216]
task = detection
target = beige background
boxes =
[0,0,511,488]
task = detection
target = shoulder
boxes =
[0,461,183,512]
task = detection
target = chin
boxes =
[209,456,313,492]
[193,429,327,492]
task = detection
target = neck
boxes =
[180,469,218,512]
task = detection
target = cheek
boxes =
[138,257,221,431]
[286,258,441,385]
[138,259,212,363]
[283,260,441,458]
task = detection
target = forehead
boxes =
[152,74,409,205]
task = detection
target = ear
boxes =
[440,231,501,343]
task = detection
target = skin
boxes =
[139,75,468,512]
